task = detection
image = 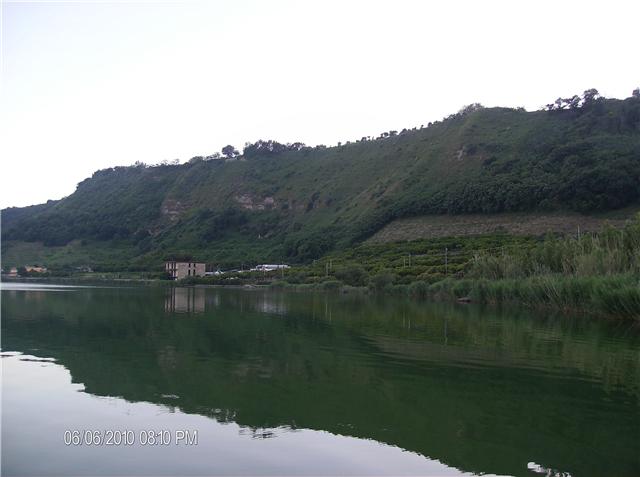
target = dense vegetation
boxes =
[171,216,640,318]
[2,91,640,271]
[416,217,640,318]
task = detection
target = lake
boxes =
[1,283,639,476]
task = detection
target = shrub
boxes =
[321,280,343,291]
[334,264,369,287]
[451,280,473,298]
[269,280,289,290]
[370,270,396,292]
[390,284,410,296]
[408,281,429,297]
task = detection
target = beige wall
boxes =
[25,266,47,273]
[165,262,205,280]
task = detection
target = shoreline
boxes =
[4,274,638,321]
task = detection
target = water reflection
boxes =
[164,287,205,313]
[3,353,455,477]
[163,287,289,316]
[2,284,639,477]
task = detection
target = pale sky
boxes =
[1,0,639,208]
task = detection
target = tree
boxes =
[288,142,307,151]
[633,88,640,98]
[554,97,566,110]
[458,103,484,116]
[567,95,581,110]
[221,145,239,158]
[582,88,600,105]
[242,139,296,158]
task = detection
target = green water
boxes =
[1,283,639,476]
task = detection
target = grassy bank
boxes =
[265,274,639,319]
[410,275,640,319]
[269,215,640,319]
[450,217,640,318]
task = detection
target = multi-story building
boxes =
[25,265,48,273]
[164,261,206,280]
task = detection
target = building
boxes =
[25,265,48,273]
[250,264,290,272]
[165,261,205,280]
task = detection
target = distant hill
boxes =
[3,92,640,270]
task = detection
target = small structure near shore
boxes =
[250,264,290,272]
[165,261,205,280]
[25,265,48,274]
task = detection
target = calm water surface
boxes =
[2,283,639,476]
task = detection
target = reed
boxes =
[420,217,640,318]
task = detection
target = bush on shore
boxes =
[428,274,640,319]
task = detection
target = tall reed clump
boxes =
[458,215,640,318]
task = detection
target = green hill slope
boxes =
[3,94,640,270]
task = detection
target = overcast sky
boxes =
[1,0,639,208]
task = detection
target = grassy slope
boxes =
[2,97,640,270]
[368,207,639,243]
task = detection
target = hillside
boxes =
[2,93,640,271]
[367,209,638,244]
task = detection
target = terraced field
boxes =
[368,209,638,244]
